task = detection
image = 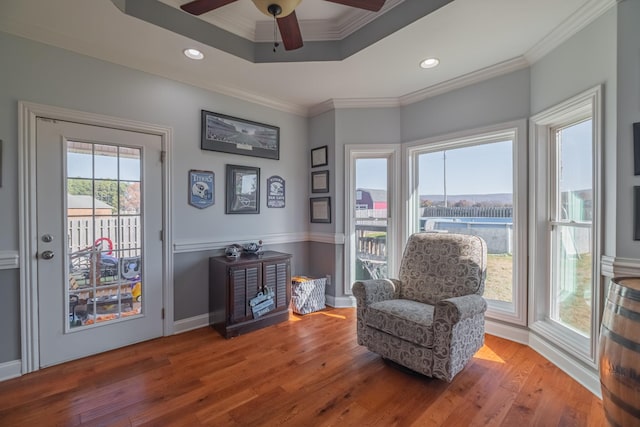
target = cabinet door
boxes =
[229,265,261,323]
[263,259,290,311]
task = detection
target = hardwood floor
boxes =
[0,308,605,426]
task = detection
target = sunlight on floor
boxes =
[291,310,347,321]
[473,345,506,363]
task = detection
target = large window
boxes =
[530,86,602,365]
[405,122,527,324]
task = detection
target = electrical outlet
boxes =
[325,274,331,285]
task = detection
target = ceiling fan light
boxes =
[420,57,440,69]
[252,0,301,18]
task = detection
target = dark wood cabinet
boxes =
[209,251,291,338]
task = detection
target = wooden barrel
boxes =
[599,277,640,427]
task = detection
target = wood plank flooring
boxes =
[0,308,605,426]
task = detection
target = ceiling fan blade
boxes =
[324,0,386,12]
[277,11,303,51]
[180,0,238,15]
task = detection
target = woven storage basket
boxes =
[291,276,326,315]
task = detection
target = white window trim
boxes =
[403,120,528,326]
[344,144,400,295]
[529,85,603,367]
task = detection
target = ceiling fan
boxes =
[180,0,386,51]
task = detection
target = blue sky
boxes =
[356,120,592,195]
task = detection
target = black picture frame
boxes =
[311,145,328,168]
[226,164,260,214]
[634,122,640,175]
[635,186,640,241]
[201,110,280,160]
[311,170,329,193]
[310,197,331,223]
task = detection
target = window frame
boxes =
[403,121,528,325]
[529,86,603,367]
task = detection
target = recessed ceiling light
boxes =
[420,58,440,69]
[184,48,204,60]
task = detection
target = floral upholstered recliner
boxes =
[352,232,488,382]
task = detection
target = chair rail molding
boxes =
[0,250,19,270]
[173,232,310,254]
[601,255,640,277]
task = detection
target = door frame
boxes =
[343,144,400,295]
[18,101,174,374]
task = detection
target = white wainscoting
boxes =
[0,251,19,270]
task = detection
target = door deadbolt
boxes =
[42,234,53,243]
[40,250,55,260]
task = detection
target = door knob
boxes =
[40,250,55,260]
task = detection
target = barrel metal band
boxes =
[612,282,640,302]
[601,325,640,353]
[601,381,640,420]
[606,300,640,322]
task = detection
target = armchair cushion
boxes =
[398,233,486,305]
[366,299,435,347]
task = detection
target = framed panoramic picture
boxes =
[311,145,328,168]
[226,164,260,214]
[311,170,329,193]
[635,186,640,240]
[201,110,280,160]
[310,197,331,223]
[188,169,214,209]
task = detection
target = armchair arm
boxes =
[352,279,399,308]
[432,294,487,382]
[435,294,487,323]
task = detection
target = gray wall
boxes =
[0,31,309,362]
[0,270,20,362]
[401,68,531,142]
[616,0,640,259]
[530,8,618,257]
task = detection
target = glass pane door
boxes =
[354,158,389,280]
[67,141,143,329]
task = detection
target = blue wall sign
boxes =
[189,170,214,209]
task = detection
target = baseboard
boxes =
[325,295,356,308]
[0,359,22,382]
[485,319,530,345]
[173,314,210,334]
[529,334,601,398]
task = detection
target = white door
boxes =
[36,118,164,367]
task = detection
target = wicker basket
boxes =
[291,276,326,315]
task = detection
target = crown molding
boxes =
[399,56,530,106]
[247,0,405,42]
[524,0,619,64]
[309,97,400,117]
